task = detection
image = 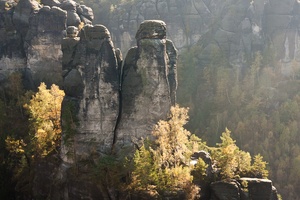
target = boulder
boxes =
[238,178,278,200]
[79,15,92,25]
[66,10,81,27]
[13,0,41,37]
[135,20,166,41]
[77,5,94,21]
[66,25,78,38]
[63,68,84,97]
[41,0,60,7]
[79,24,110,40]
[60,0,77,11]
[210,180,241,200]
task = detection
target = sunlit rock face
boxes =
[25,6,67,87]
[115,20,178,150]
[263,0,300,76]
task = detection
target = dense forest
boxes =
[177,45,300,199]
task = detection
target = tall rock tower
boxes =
[115,20,178,150]
[57,24,121,199]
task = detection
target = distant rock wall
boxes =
[109,0,261,65]
[108,0,300,71]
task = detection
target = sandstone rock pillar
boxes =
[115,20,178,149]
[57,24,120,199]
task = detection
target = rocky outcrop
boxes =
[114,20,177,150]
[210,178,279,200]
[238,178,279,200]
[52,20,178,199]
[0,0,94,88]
[25,6,67,87]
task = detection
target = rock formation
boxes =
[54,20,178,199]
[56,24,120,198]
[114,20,177,150]
[0,0,287,199]
[0,0,94,88]
[210,178,278,200]
[107,0,300,73]
[109,0,262,67]
[61,23,120,161]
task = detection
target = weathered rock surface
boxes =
[115,20,177,149]
[56,24,120,199]
[107,0,300,71]
[25,6,67,87]
[61,23,120,160]
[109,0,262,66]
[238,178,279,200]
[0,0,94,88]
[210,178,279,200]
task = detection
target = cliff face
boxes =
[0,0,93,88]
[109,0,260,63]
[108,0,300,70]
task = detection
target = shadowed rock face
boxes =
[210,181,241,200]
[115,20,177,149]
[210,179,279,200]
